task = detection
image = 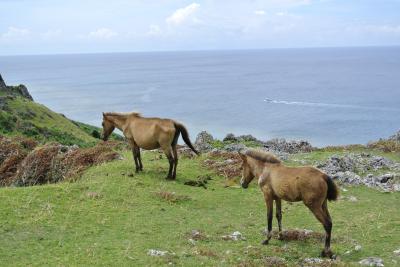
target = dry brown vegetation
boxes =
[0,135,122,186]
[202,150,242,179]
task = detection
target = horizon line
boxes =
[1,44,400,57]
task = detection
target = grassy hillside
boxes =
[0,150,399,266]
[0,91,121,147]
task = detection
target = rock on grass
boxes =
[358,257,384,266]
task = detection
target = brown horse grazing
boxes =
[238,149,339,258]
[102,112,199,179]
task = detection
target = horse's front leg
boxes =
[136,146,143,171]
[262,190,274,245]
[276,198,283,240]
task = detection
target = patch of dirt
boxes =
[271,229,325,242]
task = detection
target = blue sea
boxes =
[1,47,400,146]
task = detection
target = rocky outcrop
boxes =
[0,74,33,101]
[318,153,399,175]
[318,153,400,191]
[194,131,214,152]
[263,138,314,154]
[223,133,264,145]
[12,84,33,101]
[195,131,308,160]
[0,74,6,88]
[389,130,400,143]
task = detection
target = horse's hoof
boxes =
[321,249,334,259]
[261,239,269,245]
[165,176,175,180]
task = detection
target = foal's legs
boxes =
[275,198,283,239]
[261,190,274,245]
[307,200,333,258]
[321,200,333,257]
[132,147,140,173]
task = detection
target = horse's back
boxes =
[270,165,328,202]
[129,117,176,149]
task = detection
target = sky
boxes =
[1,0,400,55]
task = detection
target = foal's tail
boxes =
[174,122,200,155]
[326,176,339,201]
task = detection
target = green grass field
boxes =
[0,150,399,266]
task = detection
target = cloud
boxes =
[1,26,30,41]
[88,28,118,39]
[166,3,200,26]
[254,10,266,16]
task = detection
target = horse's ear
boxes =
[238,150,247,161]
[102,112,106,118]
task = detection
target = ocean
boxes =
[1,47,399,146]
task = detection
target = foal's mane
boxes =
[245,149,281,164]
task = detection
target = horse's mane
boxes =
[104,111,142,117]
[245,149,281,164]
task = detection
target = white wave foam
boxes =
[263,98,399,111]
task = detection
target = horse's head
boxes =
[101,113,115,141]
[238,150,255,189]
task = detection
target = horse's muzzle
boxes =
[241,183,249,189]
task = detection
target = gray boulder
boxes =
[194,131,214,152]
[332,171,362,185]
[358,257,384,267]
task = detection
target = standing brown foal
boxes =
[238,149,339,258]
[102,112,199,179]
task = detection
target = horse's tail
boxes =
[326,175,339,201]
[174,122,200,155]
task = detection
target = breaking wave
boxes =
[263,98,399,111]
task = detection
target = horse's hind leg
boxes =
[275,198,283,240]
[162,146,175,179]
[321,200,333,257]
[172,145,178,179]
[307,201,333,258]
